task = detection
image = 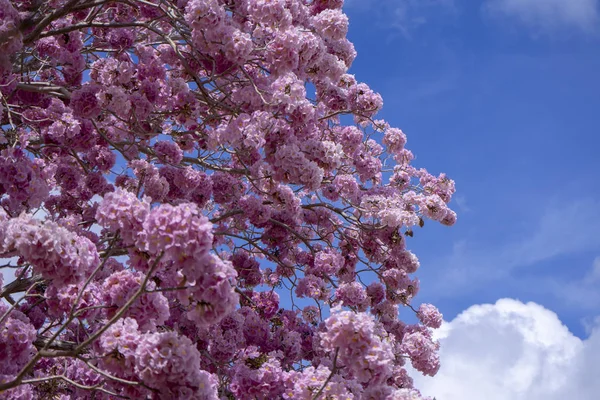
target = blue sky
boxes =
[343,1,600,397]
[2,1,598,397]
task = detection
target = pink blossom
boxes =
[319,307,396,384]
[137,202,213,273]
[295,274,330,301]
[0,304,36,376]
[102,270,170,332]
[154,140,183,164]
[401,329,441,376]
[1,214,99,285]
[336,281,369,310]
[70,84,102,118]
[135,331,219,398]
[417,303,443,329]
[95,188,150,246]
[311,9,349,41]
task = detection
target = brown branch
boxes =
[33,336,78,352]
[23,0,114,45]
[0,274,44,301]
[15,82,71,99]
[21,375,126,398]
[312,347,340,400]
[74,251,164,352]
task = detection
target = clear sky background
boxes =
[342,0,600,398]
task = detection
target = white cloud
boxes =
[394,0,457,36]
[528,256,600,310]
[508,198,600,266]
[345,0,456,37]
[584,256,600,284]
[484,0,599,32]
[453,194,471,213]
[425,198,600,298]
[412,299,600,399]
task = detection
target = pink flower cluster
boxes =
[96,318,220,398]
[95,188,150,246]
[0,0,22,74]
[137,202,213,267]
[0,304,36,376]
[401,328,441,376]
[319,307,395,384]
[102,270,170,332]
[0,149,50,214]
[96,190,239,328]
[417,303,443,329]
[0,214,99,285]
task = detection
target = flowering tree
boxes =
[0,0,456,398]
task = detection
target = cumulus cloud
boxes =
[345,0,457,37]
[412,299,600,399]
[584,256,600,284]
[483,0,599,32]
[535,257,600,310]
[424,198,600,299]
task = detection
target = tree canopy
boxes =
[0,0,456,398]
